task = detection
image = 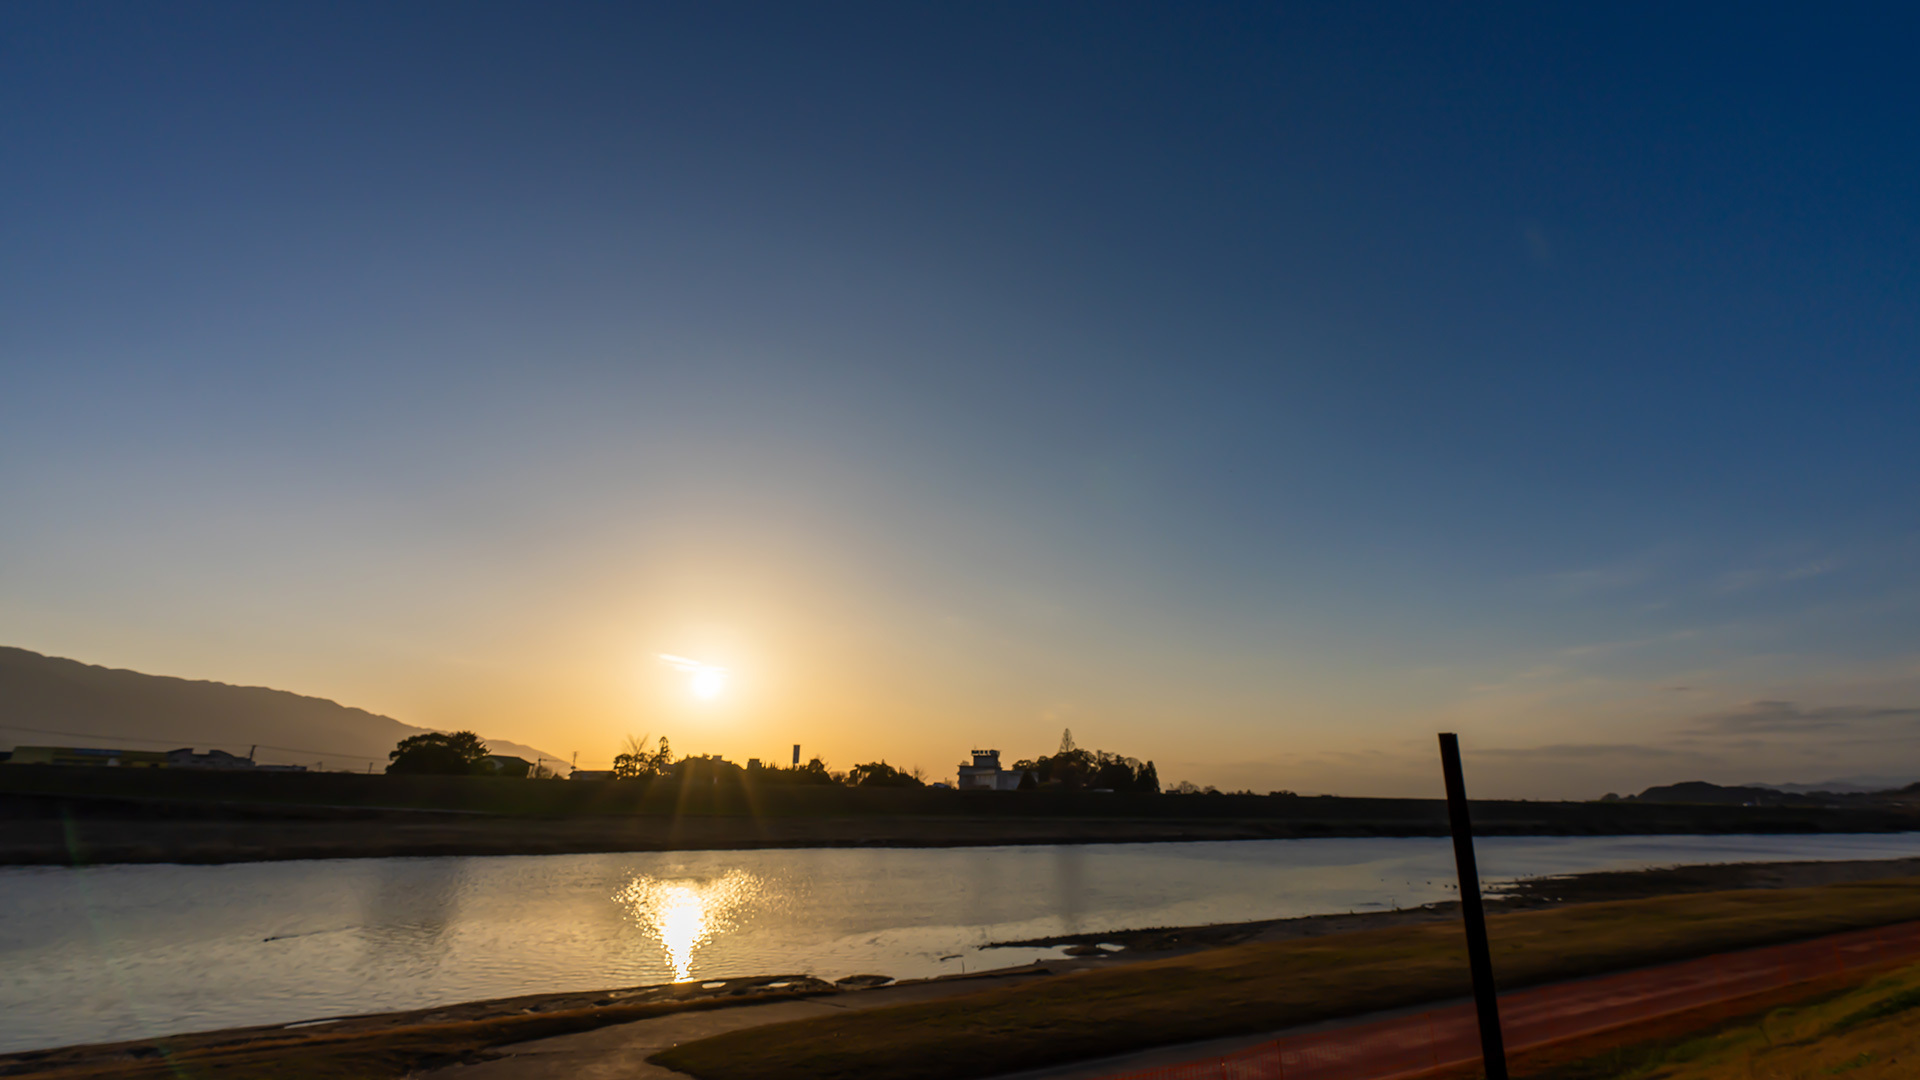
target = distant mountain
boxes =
[0,647,563,772]
[1622,781,1826,806]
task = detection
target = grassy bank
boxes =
[7,766,1919,867]
[11,765,1920,829]
[655,877,1920,1080]
[1,807,1410,865]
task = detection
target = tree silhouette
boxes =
[613,734,673,779]
[847,761,924,788]
[387,731,490,775]
[1012,741,1158,793]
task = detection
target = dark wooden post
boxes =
[1438,732,1508,1080]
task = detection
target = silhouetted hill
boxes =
[0,647,561,772]
[1609,779,1920,809]
[1625,781,1825,807]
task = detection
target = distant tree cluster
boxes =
[606,738,849,786]
[386,731,491,775]
[748,756,843,786]
[391,725,1177,793]
[613,734,673,779]
[617,748,926,789]
[846,761,925,788]
[1012,729,1159,793]
[1168,780,1288,796]
[669,753,743,785]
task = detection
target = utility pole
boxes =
[1438,732,1507,1080]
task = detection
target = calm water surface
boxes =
[7,832,1920,1052]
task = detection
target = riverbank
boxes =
[656,873,1920,1080]
[0,973,856,1080]
[0,800,1400,865]
[988,854,1920,953]
[10,856,1920,1079]
[8,784,1920,865]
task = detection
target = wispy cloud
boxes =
[1474,742,1699,761]
[1541,563,1653,598]
[1714,558,1841,594]
[1690,699,1920,735]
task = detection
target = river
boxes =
[7,832,1920,1053]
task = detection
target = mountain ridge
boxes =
[1617,779,1920,807]
[0,646,563,772]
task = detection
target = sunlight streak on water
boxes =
[614,870,763,981]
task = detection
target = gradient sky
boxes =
[4,3,1919,796]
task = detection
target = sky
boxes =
[3,2,1919,797]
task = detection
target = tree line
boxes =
[387,727,1163,795]
[1010,729,1159,793]
[384,730,912,786]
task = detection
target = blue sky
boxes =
[4,3,1918,795]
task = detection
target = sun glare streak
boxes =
[614,870,762,981]
[659,653,728,700]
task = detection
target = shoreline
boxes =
[988,854,1920,952]
[0,810,1453,866]
[10,854,1920,1074]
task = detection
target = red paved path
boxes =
[1097,920,1920,1080]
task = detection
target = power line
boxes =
[0,722,385,763]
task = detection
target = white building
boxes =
[956,749,1029,791]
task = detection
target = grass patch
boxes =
[1832,985,1920,1034]
[1506,982,1871,1080]
[1534,960,1920,1079]
[655,876,1920,1080]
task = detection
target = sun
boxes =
[659,653,729,701]
[689,667,726,700]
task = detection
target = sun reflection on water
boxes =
[613,870,763,981]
